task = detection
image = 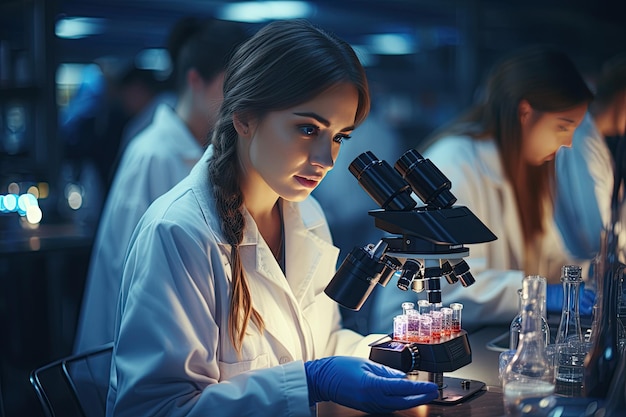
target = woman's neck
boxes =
[249,199,283,261]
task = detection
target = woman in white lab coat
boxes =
[369,46,595,333]
[106,20,438,417]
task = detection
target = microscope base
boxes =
[431,376,486,404]
[407,373,485,404]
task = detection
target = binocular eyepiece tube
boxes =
[324,149,481,311]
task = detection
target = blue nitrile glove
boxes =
[546,284,596,317]
[546,284,564,314]
[304,356,439,414]
[579,285,596,317]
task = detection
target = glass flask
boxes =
[502,275,555,415]
[555,265,584,345]
[554,265,587,387]
[509,276,550,349]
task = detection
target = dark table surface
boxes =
[0,221,94,253]
[318,325,508,416]
[318,323,610,416]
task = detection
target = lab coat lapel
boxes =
[214,200,338,362]
[283,200,339,361]
[240,207,311,361]
[283,200,338,304]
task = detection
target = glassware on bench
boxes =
[502,275,555,415]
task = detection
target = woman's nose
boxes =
[310,137,336,169]
[562,133,574,148]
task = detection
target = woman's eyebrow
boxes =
[293,112,355,131]
[294,112,330,127]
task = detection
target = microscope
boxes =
[324,149,497,404]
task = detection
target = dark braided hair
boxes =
[208,19,370,354]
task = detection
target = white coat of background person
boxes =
[367,46,595,334]
[107,20,439,417]
[73,18,249,353]
[555,53,626,261]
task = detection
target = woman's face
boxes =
[520,101,588,165]
[238,82,359,203]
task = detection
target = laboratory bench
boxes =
[318,325,606,417]
[318,325,507,416]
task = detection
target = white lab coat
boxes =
[106,147,379,417]
[369,136,578,332]
[74,104,204,353]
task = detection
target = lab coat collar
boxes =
[191,146,338,360]
[236,198,339,303]
[152,103,204,160]
[236,199,337,361]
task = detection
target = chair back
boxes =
[30,343,114,417]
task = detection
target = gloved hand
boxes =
[579,286,596,316]
[304,356,439,414]
[546,284,596,317]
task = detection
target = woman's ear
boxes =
[233,112,251,138]
[186,68,203,90]
[518,99,533,125]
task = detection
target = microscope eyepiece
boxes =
[394,149,457,209]
[349,151,417,211]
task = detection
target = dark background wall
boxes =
[0,1,624,416]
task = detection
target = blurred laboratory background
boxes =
[0,0,624,415]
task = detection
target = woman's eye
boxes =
[558,125,569,132]
[334,134,352,144]
[299,125,318,136]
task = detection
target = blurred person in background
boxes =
[555,52,626,261]
[59,60,169,222]
[106,19,438,416]
[366,46,595,334]
[114,65,176,157]
[74,17,249,353]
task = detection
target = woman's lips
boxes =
[295,175,320,188]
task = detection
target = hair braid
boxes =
[208,119,264,354]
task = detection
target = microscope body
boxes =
[323,149,498,404]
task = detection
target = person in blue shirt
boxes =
[555,52,626,260]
